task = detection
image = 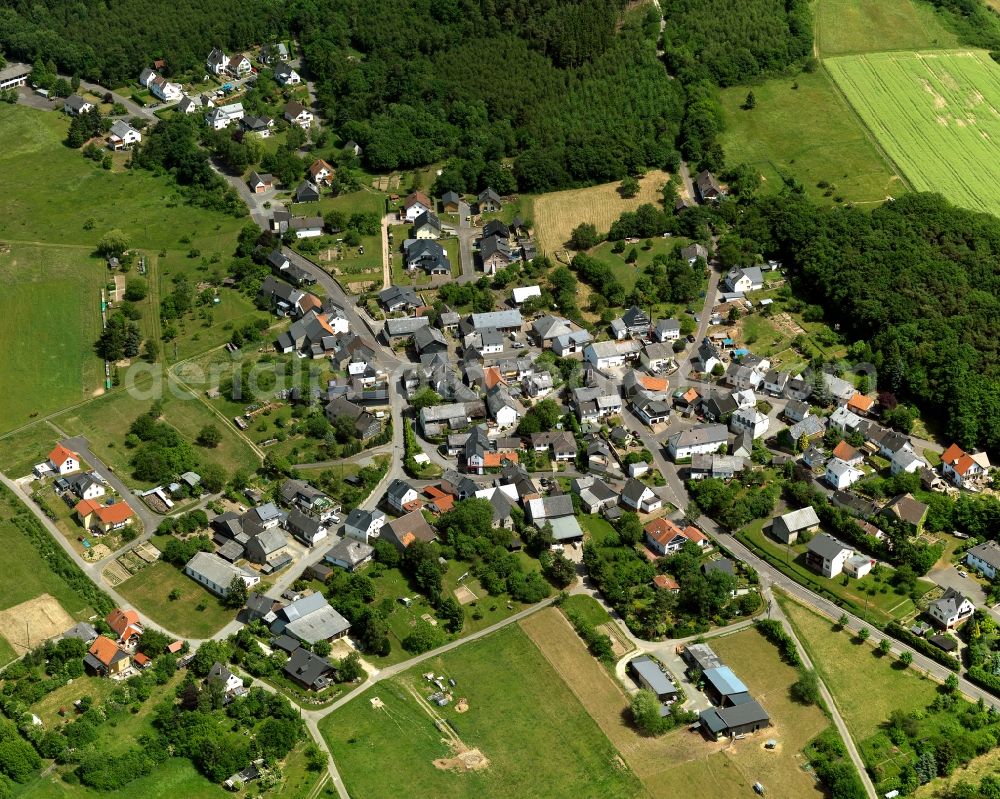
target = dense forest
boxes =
[661,0,813,86]
[733,192,1000,453]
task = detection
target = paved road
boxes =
[456,200,481,283]
[212,159,274,228]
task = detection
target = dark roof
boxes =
[929,634,958,652]
[284,647,333,687]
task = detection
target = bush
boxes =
[885,622,960,672]
[753,619,802,667]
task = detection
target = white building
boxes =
[666,424,728,461]
[185,552,260,597]
[824,457,864,490]
[805,534,852,578]
[729,407,768,440]
[927,587,975,629]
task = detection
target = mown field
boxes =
[0,244,106,433]
[719,69,904,205]
[815,0,958,56]
[322,624,644,799]
[533,170,670,254]
[826,49,1000,216]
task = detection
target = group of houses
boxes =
[683,642,770,740]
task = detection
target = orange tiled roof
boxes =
[682,525,707,544]
[640,375,669,392]
[483,452,518,468]
[644,517,682,546]
[682,387,699,403]
[133,652,150,666]
[298,294,322,315]
[484,367,505,390]
[429,495,454,513]
[953,453,978,477]
[48,444,79,467]
[94,502,134,525]
[653,574,680,591]
[832,440,860,462]
[107,609,140,636]
[847,393,875,413]
[75,498,102,517]
[89,635,122,668]
[941,443,965,465]
[425,485,447,499]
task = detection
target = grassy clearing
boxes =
[826,49,1000,217]
[738,518,932,624]
[815,0,958,56]
[534,170,670,254]
[322,623,644,799]
[0,423,63,477]
[52,380,260,489]
[559,594,611,627]
[0,245,106,434]
[0,105,245,254]
[586,236,691,294]
[116,561,235,638]
[521,609,826,799]
[16,757,230,799]
[719,69,903,206]
[780,594,938,741]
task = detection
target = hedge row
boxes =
[966,666,1000,697]
[884,622,960,672]
[754,619,802,667]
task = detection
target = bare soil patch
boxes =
[0,594,74,655]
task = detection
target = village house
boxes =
[284,648,335,690]
[724,266,763,294]
[75,499,135,533]
[805,534,853,578]
[247,171,274,194]
[325,536,374,572]
[283,101,313,129]
[967,540,1000,580]
[107,120,141,150]
[46,444,81,475]
[271,593,350,645]
[84,635,130,677]
[927,587,975,629]
[205,101,244,130]
[940,443,990,488]
[401,191,432,222]
[66,472,105,501]
[273,62,301,85]
[653,318,681,342]
[440,191,461,213]
[729,407,768,439]
[324,396,381,440]
[206,47,228,75]
[63,94,94,116]
[825,457,864,490]
[667,424,728,461]
[621,477,661,513]
[573,475,620,514]
[478,187,502,212]
[382,510,437,551]
[644,517,707,556]
[881,493,929,533]
[695,170,725,202]
[480,235,513,274]
[107,608,143,645]
[344,508,386,544]
[610,306,652,340]
[184,552,260,597]
[413,210,443,239]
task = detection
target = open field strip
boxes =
[826,49,1000,216]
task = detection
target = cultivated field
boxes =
[780,595,938,741]
[520,608,827,799]
[0,244,106,433]
[533,170,670,255]
[0,594,74,657]
[826,49,1000,217]
[719,69,904,205]
[815,0,957,56]
[116,561,235,638]
[322,624,644,799]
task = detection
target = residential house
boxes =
[418,400,486,437]
[308,158,334,185]
[283,101,313,129]
[552,329,592,356]
[966,540,1000,580]
[289,216,324,238]
[788,415,825,443]
[464,309,522,334]
[405,239,451,275]
[285,508,328,547]
[681,243,708,265]
[847,392,876,416]
[724,266,763,294]
[621,477,661,513]
[891,447,927,476]
[940,443,990,488]
[667,424,728,460]
[106,608,143,645]
[284,648,335,690]
[531,315,572,345]
[881,493,929,533]
[573,476,619,514]
[654,318,681,342]
[632,390,672,426]
[325,536,374,572]
[641,341,675,373]
[47,444,81,475]
[695,170,724,202]
[107,120,141,150]
[772,507,820,545]
[259,41,290,63]
[325,396,381,440]
[280,481,336,519]
[413,210,442,239]
[805,534,853,578]
[763,369,789,397]
[382,510,437,551]
[440,191,461,213]
[480,235,513,274]
[611,306,652,340]
[273,62,301,85]
[571,380,623,422]
[63,95,94,115]
[206,47,228,75]
[414,325,448,356]
[295,180,321,203]
[645,517,707,556]
[208,661,245,697]
[84,636,130,677]
[511,285,541,305]
[66,472,105,501]
[245,528,289,569]
[76,499,135,533]
[694,338,723,374]
[343,508,386,544]
[184,552,260,597]
[271,593,350,644]
[225,53,252,76]
[784,399,811,424]
[822,373,857,403]
[729,407,768,439]
[525,494,574,527]
[831,490,878,519]
[478,187,502,212]
[401,191,432,222]
[825,458,864,490]
[486,385,524,429]
[927,587,975,629]
[583,339,641,370]
[387,479,420,513]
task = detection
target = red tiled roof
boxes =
[484,452,518,468]
[133,652,150,666]
[847,393,874,413]
[832,440,860,462]
[653,574,680,591]
[94,502,135,525]
[941,443,965,466]
[75,498,102,518]
[644,517,682,547]
[49,444,79,468]
[429,495,454,513]
[167,641,184,653]
[682,525,707,544]
[953,453,978,477]
[404,191,431,209]
[425,485,448,499]
[640,375,669,392]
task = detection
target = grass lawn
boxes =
[579,514,617,543]
[0,491,98,643]
[52,380,260,490]
[533,170,671,254]
[826,49,1000,218]
[815,0,958,56]
[779,594,937,741]
[559,594,611,627]
[322,624,644,799]
[718,68,903,206]
[116,560,235,638]
[16,757,230,799]
[738,519,933,624]
[0,106,245,255]
[0,244,106,434]
[521,609,826,799]
[585,236,692,294]
[0,423,63,478]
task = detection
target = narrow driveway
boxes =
[456,200,480,283]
